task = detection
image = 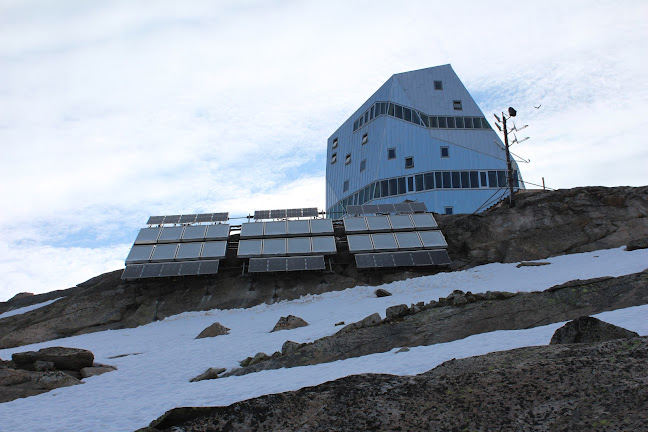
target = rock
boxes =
[190,367,227,382]
[550,316,640,344]
[239,357,253,367]
[247,352,270,367]
[396,347,410,353]
[8,292,34,301]
[0,368,31,386]
[375,289,392,297]
[33,361,54,372]
[271,315,309,332]
[33,371,82,390]
[625,236,648,251]
[195,322,230,339]
[450,293,468,305]
[80,365,116,379]
[12,347,94,371]
[360,313,382,327]
[281,341,301,355]
[385,304,409,320]
[334,321,345,326]
[517,261,551,267]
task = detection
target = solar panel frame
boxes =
[264,221,287,237]
[238,239,262,257]
[268,257,287,272]
[211,212,229,222]
[254,210,271,220]
[125,244,155,264]
[158,226,184,243]
[163,215,181,224]
[346,205,363,215]
[411,213,438,229]
[373,253,395,267]
[310,218,334,235]
[240,222,264,238]
[418,230,448,248]
[394,231,423,249]
[262,238,287,256]
[302,208,319,217]
[371,233,398,251]
[196,213,213,223]
[151,243,179,262]
[287,237,311,255]
[409,202,428,213]
[286,208,302,218]
[343,217,368,233]
[179,214,197,224]
[365,216,391,232]
[347,234,373,252]
[181,225,207,242]
[198,260,220,275]
[411,250,433,266]
[204,224,230,240]
[179,261,200,276]
[141,263,163,278]
[430,250,452,265]
[355,254,376,269]
[134,227,162,244]
[305,255,326,270]
[270,209,287,219]
[287,256,307,271]
[361,204,379,215]
[377,204,396,214]
[146,216,165,225]
[311,236,336,254]
[392,251,415,266]
[175,242,203,260]
[286,220,310,236]
[394,203,412,213]
[201,241,227,259]
[388,214,414,230]
[122,264,144,279]
[160,262,182,277]
[248,258,268,272]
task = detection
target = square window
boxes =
[332,138,338,149]
[405,157,414,169]
[343,180,349,192]
[345,153,351,165]
[388,148,396,159]
[440,147,449,158]
[444,206,453,215]
[331,153,337,164]
[360,159,366,172]
[362,133,368,144]
[453,100,462,110]
[434,80,443,90]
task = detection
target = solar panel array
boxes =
[122,260,220,279]
[346,202,427,215]
[253,208,318,220]
[146,212,228,225]
[248,256,326,273]
[355,250,451,268]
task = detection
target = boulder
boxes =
[190,367,227,382]
[33,371,81,390]
[386,304,409,320]
[271,315,308,332]
[195,322,230,339]
[12,347,94,371]
[375,289,392,297]
[517,261,551,268]
[0,368,31,386]
[80,365,116,379]
[247,352,270,367]
[550,316,639,344]
[625,237,648,251]
[34,361,55,372]
[281,341,301,355]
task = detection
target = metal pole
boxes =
[502,112,516,207]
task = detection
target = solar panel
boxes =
[211,212,229,222]
[179,261,200,276]
[419,230,448,248]
[160,262,182,277]
[361,204,379,215]
[147,216,165,225]
[240,222,264,238]
[411,213,438,229]
[270,209,287,219]
[179,214,197,224]
[198,260,220,275]
[264,221,287,237]
[287,237,311,255]
[196,213,213,223]
[430,250,452,265]
[176,242,203,260]
[394,203,412,213]
[201,241,227,259]
[302,208,319,217]
[248,258,268,272]
[388,214,414,230]
[287,220,310,235]
[343,217,368,233]
[411,250,433,266]
[354,254,375,268]
[311,236,337,254]
[125,245,154,264]
[268,257,287,271]
[158,226,184,243]
[151,243,179,262]
[141,263,163,278]
[163,215,181,224]
[377,204,395,214]
[262,238,286,256]
[366,216,391,232]
[371,233,398,251]
[409,202,428,213]
[286,208,302,218]
[122,264,144,279]
[254,210,271,220]
[287,256,307,271]
[346,205,363,215]
[310,218,334,235]
[347,234,373,252]
[134,227,161,244]
[205,224,230,240]
[181,225,207,242]
[305,255,326,270]
[392,251,415,266]
[374,253,395,267]
[238,239,263,257]
[395,231,423,249]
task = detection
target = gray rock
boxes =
[281,341,301,355]
[247,352,270,367]
[195,322,230,339]
[385,304,409,320]
[33,371,82,390]
[395,347,410,353]
[80,366,116,378]
[271,315,308,332]
[334,321,345,326]
[33,360,54,371]
[12,347,94,371]
[550,316,640,345]
[360,313,382,327]
[516,261,551,267]
[374,289,392,297]
[625,236,648,251]
[450,293,468,305]
[0,368,31,386]
[190,367,227,382]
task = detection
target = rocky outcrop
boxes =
[189,367,226,382]
[140,336,648,432]
[223,270,648,378]
[271,315,308,332]
[374,288,392,297]
[12,347,94,371]
[550,316,640,344]
[195,322,230,339]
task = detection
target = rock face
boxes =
[271,315,308,332]
[12,347,94,371]
[141,337,648,432]
[189,367,226,382]
[195,322,230,339]
[550,316,640,344]
[374,289,392,297]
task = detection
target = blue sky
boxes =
[1,0,646,301]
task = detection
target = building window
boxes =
[453,100,462,110]
[387,148,396,159]
[440,147,449,158]
[434,80,443,90]
[407,176,414,192]
[360,159,366,172]
[405,157,414,169]
[331,153,337,164]
[362,133,368,145]
[332,138,338,149]
[345,153,351,165]
[343,180,349,192]
[444,206,453,215]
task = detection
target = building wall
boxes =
[326,64,522,217]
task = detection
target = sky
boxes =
[0,0,646,301]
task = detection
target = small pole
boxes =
[542,177,545,190]
[502,112,516,207]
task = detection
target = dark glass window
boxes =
[388,103,394,116]
[430,116,439,128]
[446,117,456,128]
[497,171,507,187]
[359,116,364,127]
[444,206,453,215]
[332,138,338,149]
[405,157,414,169]
[360,159,366,172]
[331,153,337,164]
[434,80,443,90]
[403,107,411,122]
[442,172,451,188]
[343,180,349,192]
[397,177,406,195]
[420,113,429,127]
[480,172,487,187]
[460,171,470,188]
[389,178,398,196]
[438,117,447,128]
[481,118,491,129]
[388,148,396,159]
[370,106,374,120]
[415,174,424,191]
[359,188,365,204]
[411,111,421,125]
[373,182,381,199]
[470,171,479,188]
[345,153,351,165]
[472,117,481,128]
[353,120,358,131]
[362,133,368,144]
[424,172,434,190]
[435,172,443,188]
[440,147,449,158]
[513,170,519,187]
[453,100,462,110]
[452,171,461,188]
[408,176,414,192]
[464,117,473,128]
[395,104,403,119]
[488,171,497,187]
[364,112,369,123]
[455,117,465,128]
[381,180,389,197]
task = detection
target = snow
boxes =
[0,247,646,432]
[0,297,63,320]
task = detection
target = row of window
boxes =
[330,169,519,216]
[332,145,449,166]
[351,101,491,133]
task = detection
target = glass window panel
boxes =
[435,172,443,189]
[311,236,336,254]
[480,172,487,187]
[452,171,461,188]
[371,233,398,251]
[420,113,429,127]
[424,173,434,190]
[461,171,470,189]
[287,237,311,255]
[407,176,414,192]
[151,243,178,262]
[388,148,396,159]
[411,111,422,125]
[353,120,358,131]
[310,218,334,234]
[419,230,448,248]
[126,244,155,264]
[455,117,465,128]
[381,180,389,197]
[238,239,262,257]
[135,227,161,244]
[360,159,366,172]
[389,178,397,196]
[395,104,403,119]
[366,215,391,231]
[347,234,373,252]
[262,238,286,256]
[430,116,439,128]
[371,182,379,199]
[405,157,414,169]
[287,220,310,235]
[464,117,473,128]
[438,117,447,128]
[411,213,438,228]
[264,221,287,236]
[403,107,411,122]
[497,171,507,187]
[482,118,491,129]
[395,232,423,249]
[364,112,369,123]
[389,214,414,230]
[201,241,227,259]
[359,115,364,127]
[370,105,375,120]
[359,188,365,204]
[488,171,497,187]
[470,171,479,188]
[415,174,424,191]
[240,222,264,238]
[158,226,184,243]
[397,177,406,194]
[446,117,456,128]
[388,103,394,116]
[473,117,482,128]
[442,172,451,188]
[513,170,520,188]
[176,242,203,260]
